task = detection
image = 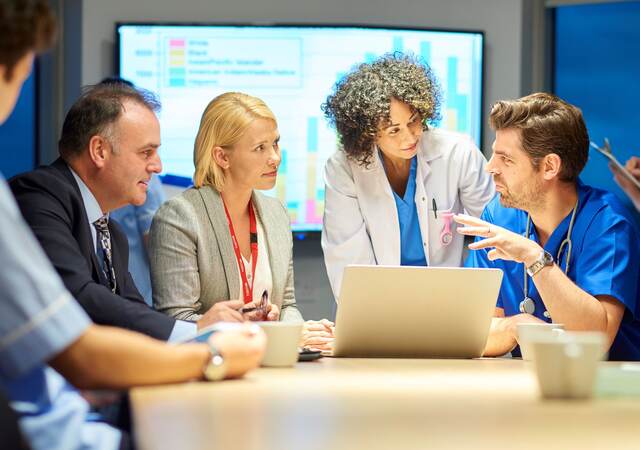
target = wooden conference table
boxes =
[131,358,640,450]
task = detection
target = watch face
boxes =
[205,355,226,381]
[527,250,553,277]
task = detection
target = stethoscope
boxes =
[519,200,579,318]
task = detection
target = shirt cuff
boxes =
[168,320,198,343]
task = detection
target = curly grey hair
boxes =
[321,53,441,167]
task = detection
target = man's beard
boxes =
[496,178,544,211]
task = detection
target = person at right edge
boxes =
[458,93,640,360]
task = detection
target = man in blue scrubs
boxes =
[455,93,640,360]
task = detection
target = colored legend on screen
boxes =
[168,39,186,87]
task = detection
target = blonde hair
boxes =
[193,92,277,190]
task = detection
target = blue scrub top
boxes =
[390,157,427,267]
[466,181,640,360]
[0,175,121,450]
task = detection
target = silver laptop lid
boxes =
[333,265,503,358]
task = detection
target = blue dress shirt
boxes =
[111,174,165,305]
[466,181,640,360]
[0,175,121,450]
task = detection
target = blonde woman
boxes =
[150,92,334,351]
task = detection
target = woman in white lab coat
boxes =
[321,53,495,299]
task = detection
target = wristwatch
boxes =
[203,343,227,381]
[526,250,554,277]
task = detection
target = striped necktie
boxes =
[93,215,117,293]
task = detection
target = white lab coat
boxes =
[321,128,495,299]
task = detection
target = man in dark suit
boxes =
[10,83,247,340]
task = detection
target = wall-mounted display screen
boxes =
[117,23,484,231]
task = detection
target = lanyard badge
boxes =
[222,199,258,304]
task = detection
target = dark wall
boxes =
[0,72,36,178]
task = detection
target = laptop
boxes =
[332,265,503,358]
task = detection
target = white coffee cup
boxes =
[531,331,606,399]
[257,322,303,367]
[517,322,565,361]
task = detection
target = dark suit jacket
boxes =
[9,159,175,340]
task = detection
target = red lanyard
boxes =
[222,199,258,304]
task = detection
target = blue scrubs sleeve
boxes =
[574,214,640,318]
[0,179,91,379]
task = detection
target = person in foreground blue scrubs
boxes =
[0,3,265,449]
[456,93,640,361]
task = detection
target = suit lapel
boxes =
[54,159,111,288]
[198,186,241,300]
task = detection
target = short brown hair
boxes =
[0,0,57,81]
[58,83,160,160]
[489,92,589,182]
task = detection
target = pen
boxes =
[432,198,438,219]
[241,290,269,314]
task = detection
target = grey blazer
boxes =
[149,185,303,323]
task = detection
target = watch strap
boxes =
[203,343,226,381]
[526,250,554,277]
